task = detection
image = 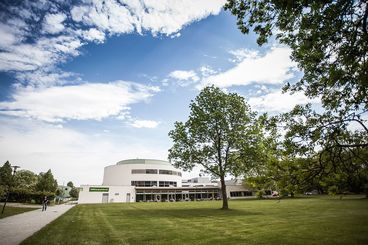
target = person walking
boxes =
[42,196,49,211]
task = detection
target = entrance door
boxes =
[126,193,130,203]
[102,193,109,203]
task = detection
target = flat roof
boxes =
[116,159,171,166]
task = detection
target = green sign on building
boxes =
[89,187,109,192]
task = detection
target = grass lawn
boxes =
[22,196,368,245]
[0,206,38,219]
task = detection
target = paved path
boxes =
[0,204,75,245]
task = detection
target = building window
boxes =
[159,170,182,176]
[145,169,158,174]
[131,181,157,187]
[158,181,177,187]
[131,169,158,174]
[230,191,253,197]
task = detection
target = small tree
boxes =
[67,181,74,188]
[36,169,58,193]
[169,86,264,209]
[0,161,12,188]
[69,187,79,199]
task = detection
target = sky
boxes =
[0,0,319,186]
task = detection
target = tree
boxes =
[36,169,58,193]
[0,161,12,188]
[14,170,38,191]
[69,187,79,199]
[67,181,74,188]
[225,0,367,145]
[225,0,368,189]
[169,86,264,209]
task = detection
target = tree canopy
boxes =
[169,86,267,209]
[67,181,74,188]
[36,169,58,193]
[225,0,368,192]
[0,161,12,188]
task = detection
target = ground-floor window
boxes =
[230,191,253,197]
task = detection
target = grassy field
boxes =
[0,206,38,219]
[22,196,368,245]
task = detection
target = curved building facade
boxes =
[103,159,182,187]
[78,158,254,204]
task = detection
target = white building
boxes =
[78,159,255,204]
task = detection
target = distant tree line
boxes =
[0,161,58,204]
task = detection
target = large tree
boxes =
[168,86,265,209]
[225,0,368,188]
[225,0,367,143]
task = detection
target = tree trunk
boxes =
[220,175,228,210]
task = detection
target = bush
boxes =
[328,186,339,196]
[256,190,265,199]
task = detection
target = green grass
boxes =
[0,206,38,219]
[22,196,368,245]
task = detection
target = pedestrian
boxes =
[42,196,48,211]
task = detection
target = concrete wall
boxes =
[102,161,182,187]
[78,185,135,204]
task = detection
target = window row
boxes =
[131,181,177,187]
[131,169,182,176]
[230,191,253,197]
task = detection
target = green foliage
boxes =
[225,0,367,113]
[169,86,265,209]
[14,170,38,191]
[0,185,5,199]
[225,0,368,193]
[36,169,58,193]
[256,190,265,199]
[67,181,74,188]
[328,186,339,196]
[0,161,12,188]
[69,187,79,198]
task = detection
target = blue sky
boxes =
[0,0,317,185]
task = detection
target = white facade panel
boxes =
[102,159,182,187]
[78,185,135,204]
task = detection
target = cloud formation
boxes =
[248,90,320,113]
[0,0,226,81]
[131,120,160,128]
[201,46,297,88]
[0,81,160,122]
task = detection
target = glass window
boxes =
[131,169,145,174]
[145,169,158,174]
[131,181,157,187]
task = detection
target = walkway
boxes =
[0,204,74,245]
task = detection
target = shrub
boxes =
[328,186,338,196]
[256,190,265,199]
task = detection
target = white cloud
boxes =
[0,119,168,185]
[0,0,225,85]
[42,13,67,34]
[0,35,83,72]
[16,69,81,87]
[71,0,226,36]
[199,65,217,77]
[228,49,259,63]
[0,81,160,122]
[248,90,320,113]
[81,28,106,43]
[169,70,199,81]
[131,120,160,128]
[201,46,297,88]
